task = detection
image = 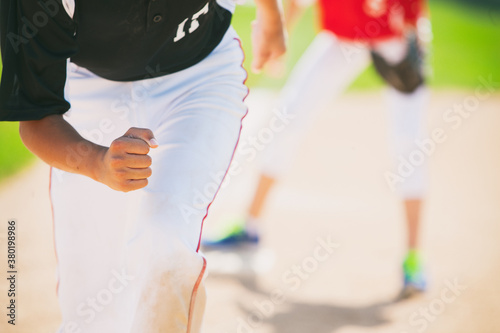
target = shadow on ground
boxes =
[228,274,395,333]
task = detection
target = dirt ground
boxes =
[1,90,499,333]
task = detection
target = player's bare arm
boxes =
[284,0,309,31]
[19,115,158,192]
[252,0,287,73]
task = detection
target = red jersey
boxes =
[318,0,423,41]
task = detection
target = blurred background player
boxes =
[204,0,430,298]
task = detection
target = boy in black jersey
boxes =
[0,0,286,331]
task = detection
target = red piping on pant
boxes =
[186,256,207,333]
[187,37,249,332]
[48,167,60,296]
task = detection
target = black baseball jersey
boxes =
[0,0,232,121]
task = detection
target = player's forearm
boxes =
[284,0,306,32]
[254,0,284,24]
[251,0,287,72]
[19,114,105,181]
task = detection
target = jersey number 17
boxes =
[173,2,210,43]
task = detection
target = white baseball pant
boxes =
[50,27,247,333]
[261,31,428,198]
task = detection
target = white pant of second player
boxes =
[50,27,247,333]
[261,31,429,198]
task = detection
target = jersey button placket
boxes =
[146,0,166,31]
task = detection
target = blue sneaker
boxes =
[202,221,259,249]
[399,250,427,299]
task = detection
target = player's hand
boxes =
[264,56,287,78]
[251,11,286,74]
[97,127,159,192]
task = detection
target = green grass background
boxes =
[0,60,37,181]
[0,0,499,181]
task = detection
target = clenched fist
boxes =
[96,127,158,192]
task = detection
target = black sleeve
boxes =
[0,0,78,121]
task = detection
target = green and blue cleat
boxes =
[398,250,427,300]
[202,219,260,249]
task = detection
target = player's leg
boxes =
[253,33,371,231]
[373,37,429,296]
[247,174,275,227]
[51,63,147,333]
[385,85,428,240]
[126,37,248,331]
[389,87,428,297]
[386,85,428,297]
[405,199,421,249]
[51,28,247,332]
[203,31,372,247]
